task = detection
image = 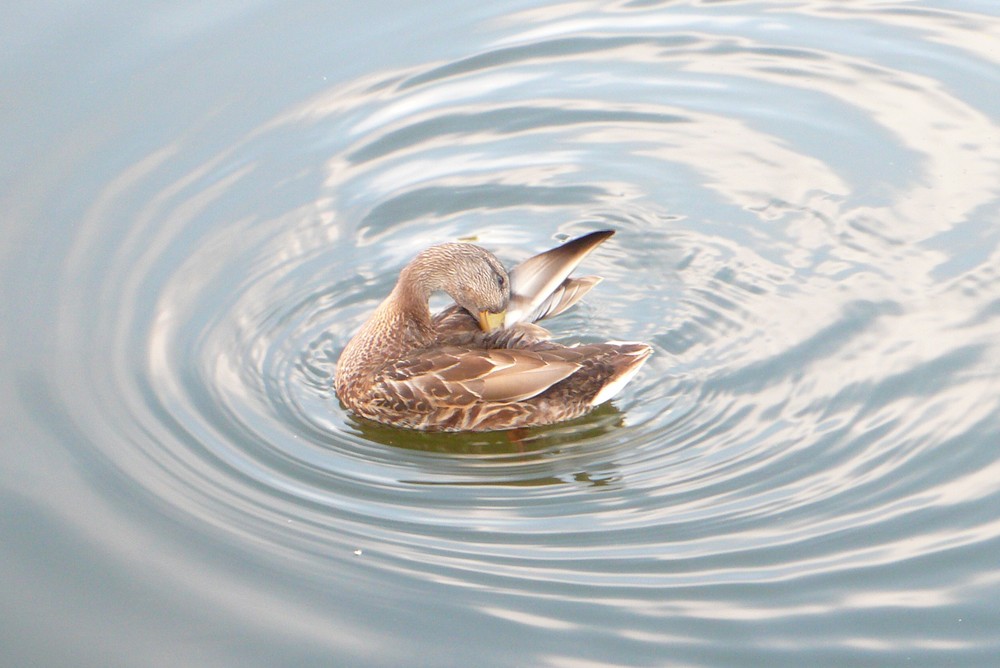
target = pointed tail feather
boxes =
[589,343,652,406]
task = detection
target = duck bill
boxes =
[477,309,506,333]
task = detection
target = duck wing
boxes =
[504,230,615,326]
[524,275,603,322]
[380,347,581,407]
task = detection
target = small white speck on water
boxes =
[353,549,363,556]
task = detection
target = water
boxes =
[3,1,999,666]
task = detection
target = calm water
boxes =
[3,1,1000,666]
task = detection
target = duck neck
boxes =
[392,250,453,330]
[388,278,434,332]
[338,277,432,389]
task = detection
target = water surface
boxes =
[2,1,1000,666]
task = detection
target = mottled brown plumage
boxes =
[335,231,651,431]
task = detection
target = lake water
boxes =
[3,1,1000,666]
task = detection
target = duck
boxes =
[335,230,651,432]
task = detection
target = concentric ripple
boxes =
[19,0,1000,664]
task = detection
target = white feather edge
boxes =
[589,345,651,406]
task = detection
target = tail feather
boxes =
[589,344,652,406]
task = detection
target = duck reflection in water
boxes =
[347,402,625,488]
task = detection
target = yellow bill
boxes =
[477,309,506,332]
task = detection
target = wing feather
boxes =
[505,230,614,326]
[529,275,603,322]
[380,347,581,408]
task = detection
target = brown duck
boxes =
[335,230,651,431]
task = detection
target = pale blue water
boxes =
[2,1,1000,666]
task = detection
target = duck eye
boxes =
[496,274,505,290]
